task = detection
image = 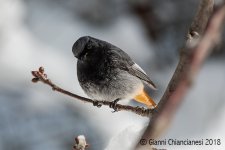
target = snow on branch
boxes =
[73,135,89,150]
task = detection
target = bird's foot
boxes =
[109,99,120,112]
[93,100,103,108]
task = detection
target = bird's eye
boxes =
[87,44,92,49]
[83,52,88,59]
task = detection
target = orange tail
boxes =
[134,90,157,108]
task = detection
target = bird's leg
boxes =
[109,98,120,112]
[93,100,103,108]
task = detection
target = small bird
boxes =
[72,36,157,109]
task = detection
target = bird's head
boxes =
[72,36,103,60]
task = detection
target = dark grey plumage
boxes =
[72,36,156,101]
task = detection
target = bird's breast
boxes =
[77,59,114,84]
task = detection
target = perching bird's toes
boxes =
[93,100,103,108]
[109,99,120,112]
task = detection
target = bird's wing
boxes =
[128,63,157,90]
[108,47,157,90]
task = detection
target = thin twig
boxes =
[137,0,225,149]
[31,67,154,117]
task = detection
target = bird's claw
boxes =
[93,100,102,108]
[109,99,120,112]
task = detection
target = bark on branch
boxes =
[31,67,154,117]
[137,0,225,149]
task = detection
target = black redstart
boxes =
[72,36,157,109]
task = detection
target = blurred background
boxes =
[0,0,225,149]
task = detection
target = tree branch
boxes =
[137,0,225,149]
[31,67,154,117]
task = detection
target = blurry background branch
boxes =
[129,0,225,66]
[137,0,225,149]
[31,67,154,117]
